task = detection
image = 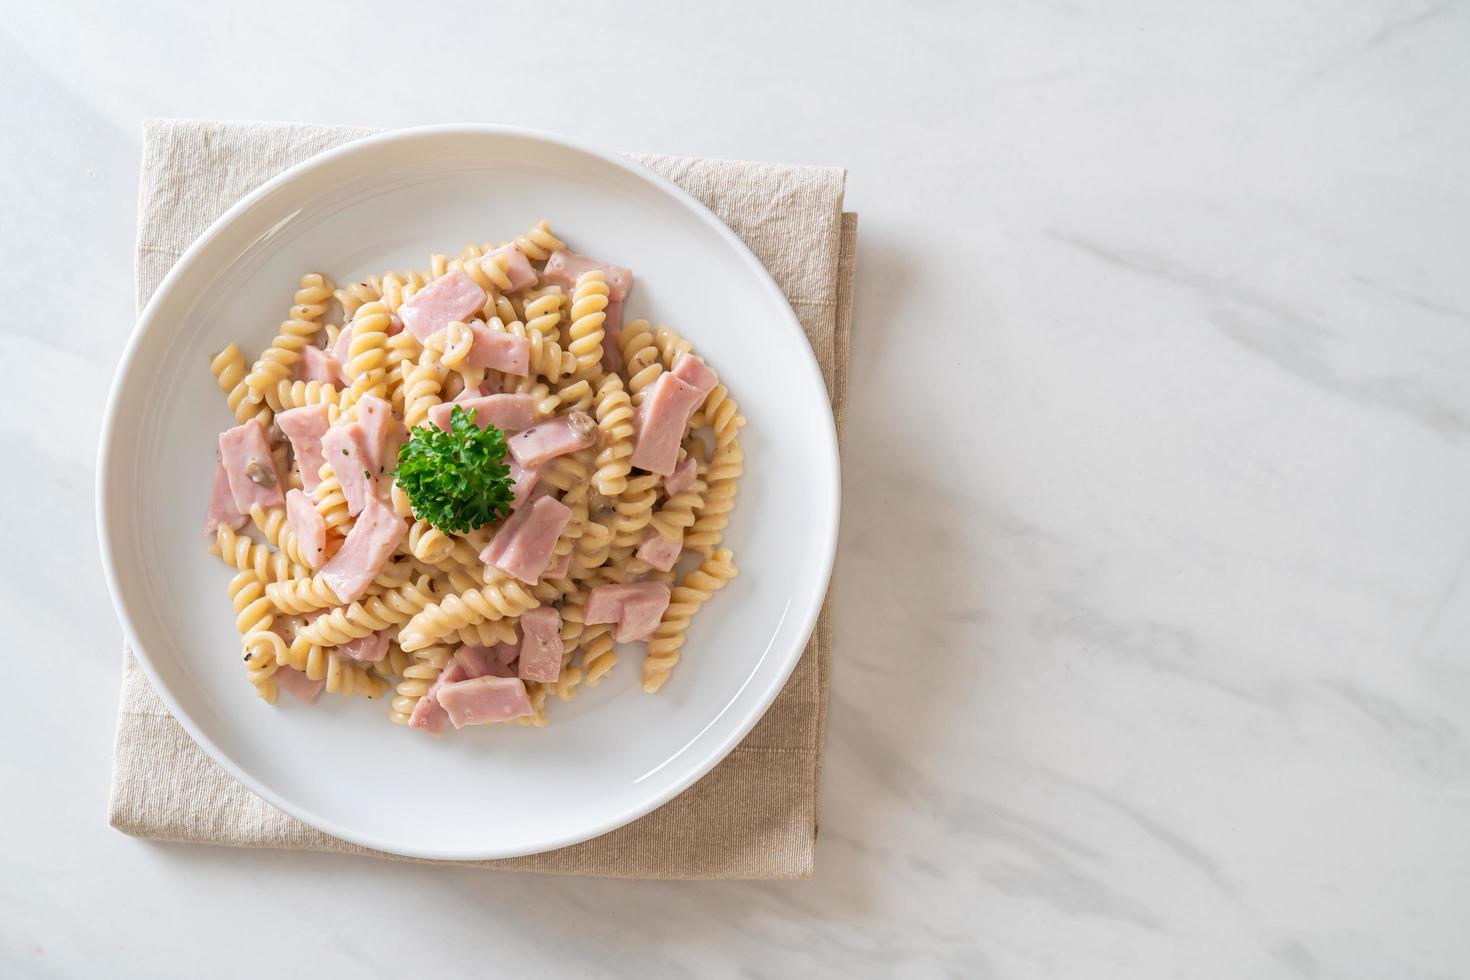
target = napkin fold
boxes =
[110,120,855,879]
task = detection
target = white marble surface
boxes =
[3,0,1469,975]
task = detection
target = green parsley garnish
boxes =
[395,406,514,534]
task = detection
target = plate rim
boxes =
[95,123,842,860]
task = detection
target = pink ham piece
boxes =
[507,412,597,469]
[599,296,625,375]
[338,628,390,663]
[635,531,682,573]
[663,455,699,497]
[205,462,247,535]
[541,251,634,302]
[332,324,353,364]
[585,581,673,642]
[614,586,673,642]
[438,675,535,727]
[492,639,520,664]
[429,394,536,434]
[454,644,513,678]
[274,666,325,704]
[628,374,705,475]
[285,488,328,568]
[671,353,718,395]
[490,242,538,292]
[507,456,542,509]
[398,270,487,341]
[355,394,393,467]
[466,321,531,375]
[275,404,332,493]
[479,495,572,583]
[517,607,563,683]
[320,495,407,605]
[320,423,376,516]
[408,659,467,736]
[296,344,343,386]
[219,420,286,512]
[541,547,571,581]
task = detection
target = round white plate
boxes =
[97,126,839,860]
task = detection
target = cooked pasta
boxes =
[244,273,334,399]
[205,221,741,729]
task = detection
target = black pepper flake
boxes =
[364,470,372,480]
[341,448,349,456]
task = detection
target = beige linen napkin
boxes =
[110,120,855,879]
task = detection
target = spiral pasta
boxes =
[397,575,539,652]
[513,218,565,262]
[249,504,319,568]
[618,319,662,406]
[591,373,635,496]
[390,644,455,724]
[210,343,271,426]
[334,277,382,320]
[313,463,353,538]
[297,574,439,647]
[403,336,449,429]
[209,524,305,583]
[611,473,660,547]
[642,549,738,693]
[339,301,391,412]
[648,471,707,544]
[244,273,335,399]
[265,572,342,615]
[265,377,341,419]
[566,270,608,381]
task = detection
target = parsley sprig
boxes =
[395,406,514,534]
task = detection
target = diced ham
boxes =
[492,639,520,664]
[296,344,343,386]
[541,548,571,581]
[541,251,634,302]
[517,607,563,683]
[663,455,699,497]
[457,641,516,678]
[205,462,247,535]
[490,242,538,292]
[429,393,536,434]
[274,666,325,704]
[466,321,531,375]
[219,420,286,513]
[438,675,535,727]
[479,496,572,584]
[332,324,353,364]
[408,659,467,736]
[600,296,625,375]
[320,424,376,516]
[671,353,718,395]
[320,495,408,605]
[275,404,332,493]
[382,419,409,477]
[507,412,597,468]
[285,488,328,568]
[585,581,673,643]
[636,531,682,573]
[628,374,704,475]
[507,456,542,508]
[398,270,487,341]
[614,586,672,642]
[355,394,392,463]
[338,628,390,663]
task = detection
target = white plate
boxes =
[97,126,839,860]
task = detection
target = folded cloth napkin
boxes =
[110,119,855,879]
